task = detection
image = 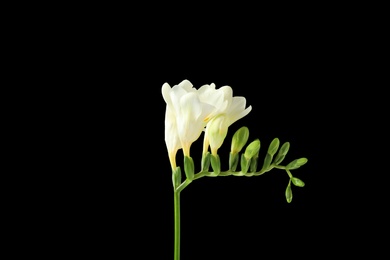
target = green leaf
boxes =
[184,156,194,180]
[267,138,280,156]
[210,154,221,175]
[291,177,305,187]
[285,180,293,203]
[231,126,249,154]
[286,158,308,170]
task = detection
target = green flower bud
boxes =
[285,180,293,203]
[244,139,260,160]
[279,142,290,156]
[231,126,249,154]
[273,142,290,165]
[267,138,280,156]
[206,115,229,155]
[291,177,305,187]
[286,158,308,170]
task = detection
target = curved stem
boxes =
[176,179,192,193]
[174,190,180,260]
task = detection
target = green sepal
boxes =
[261,153,272,171]
[201,152,211,172]
[240,153,250,174]
[291,177,305,187]
[210,154,221,175]
[184,156,194,181]
[249,155,258,173]
[231,126,249,154]
[273,142,290,165]
[267,138,280,156]
[229,152,239,171]
[285,180,293,203]
[286,158,308,170]
[244,139,260,160]
[172,167,182,189]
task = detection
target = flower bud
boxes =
[267,138,280,156]
[286,158,308,170]
[291,177,305,187]
[231,126,249,154]
[273,142,290,165]
[206,115,229,155]
[285,180,293,203]
[244,139,260,161]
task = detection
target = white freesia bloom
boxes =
[203,85,252,155]
[162,79,252,167]
[162,80,215,169]
[162,100,180,170]
[197,83,227,119]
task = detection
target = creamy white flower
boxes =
[203,85,252,155]
[162,80,215,168]
[204,114,230,155]
[163,80,252,165]
[162,84,181,170]
[197,83,227,120]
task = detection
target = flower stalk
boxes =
[174,190,180,260]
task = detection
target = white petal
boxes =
[228,104,252,125]
[220,86,233,101]
[198,85,226,114]
[164,108,181,150]
[180,93,202,122]
[178,79,194,91]
[161,83,172,105]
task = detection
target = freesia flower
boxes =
[162,80,215,168]
[162,99,181,170]
[203,85,252,155]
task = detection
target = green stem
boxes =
[285,169,293,178]
[174,190,180,260]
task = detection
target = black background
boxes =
[20,6,385,259]
[64,44,356,259]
